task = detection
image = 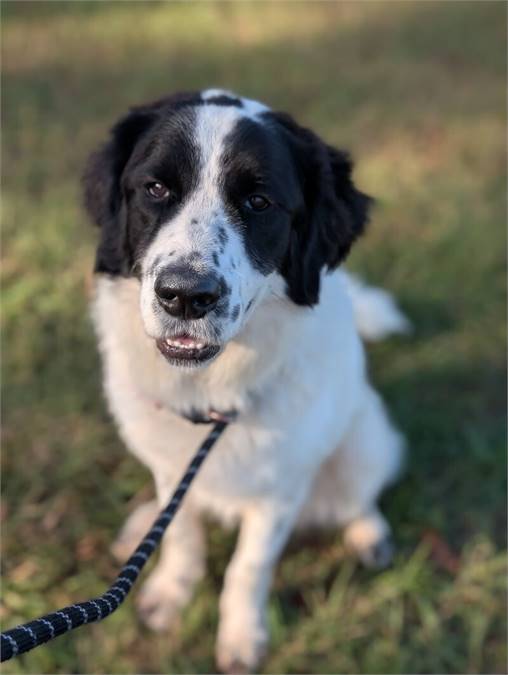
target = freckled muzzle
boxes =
[153,265,223,366]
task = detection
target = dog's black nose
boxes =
[155,269,221,320]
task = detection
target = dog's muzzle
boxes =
[153,265,223,366]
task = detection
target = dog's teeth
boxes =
[164,338,206,350]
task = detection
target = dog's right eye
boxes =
[145,181,170,200]
[245,194,271,212]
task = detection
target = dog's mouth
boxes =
[156,334,221,365]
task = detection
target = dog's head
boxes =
[84,89,371,368]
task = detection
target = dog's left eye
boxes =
[145,181,170,200]
[245,194,270,212]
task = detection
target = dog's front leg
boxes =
[216,496,305,673]
[136,475,206,633]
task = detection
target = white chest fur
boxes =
[92,272,366,522]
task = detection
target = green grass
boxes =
[1,2,506,673]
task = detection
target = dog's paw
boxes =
[111,499,159,562]
[355,534,394,569]
[136,575,182,633]
[216,613,268,674]
[343,510,394,570]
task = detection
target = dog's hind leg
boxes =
[299,385,404,568]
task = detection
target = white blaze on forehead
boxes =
[201,88,270,119]
[195,104,243,202]
[193,96,270,206]
[143,104,245,271]
[201,88,236,100]
[142,95,271,280]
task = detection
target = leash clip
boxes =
[207,409,237,424]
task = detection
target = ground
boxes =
[1,2,506,673]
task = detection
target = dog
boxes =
[85,89,409,672]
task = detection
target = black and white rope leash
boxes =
[1,415,231,662]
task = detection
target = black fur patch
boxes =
[220,117,301,276]
[84,101,201,275]
[218,276,231,297]
[217,227,228,247]
[205,94,243,108]
[220,112,370,303]
[214,277,231,319]
[138,91,243,113]
[263,111,371,305]
[231,304,240,322]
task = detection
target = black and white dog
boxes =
[85,89,409,672]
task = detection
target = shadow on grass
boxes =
[2,2,505,149]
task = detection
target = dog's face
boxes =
[85,90,370,368]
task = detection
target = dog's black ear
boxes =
[266,112,372,305]
[83,106,158,275]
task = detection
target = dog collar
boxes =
[176,407,237,425]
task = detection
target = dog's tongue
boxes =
[173,334,197,346]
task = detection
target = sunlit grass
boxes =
[1,2,506,673]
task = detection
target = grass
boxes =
[1,2,506,673]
